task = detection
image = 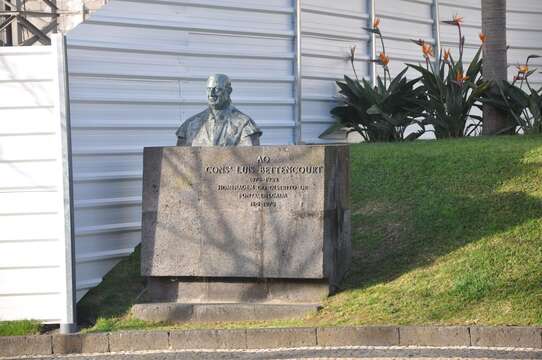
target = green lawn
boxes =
[5,135,541,335]
[0,320,41,336]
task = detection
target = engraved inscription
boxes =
[204,156,324,208]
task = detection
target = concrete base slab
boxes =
[146,277,330,304]
[131,302,320,323]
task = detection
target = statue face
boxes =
[207,75,232,109]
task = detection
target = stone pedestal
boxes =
[135,145,351,322]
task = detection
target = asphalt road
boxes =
[6,346,542,360]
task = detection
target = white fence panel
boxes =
[0,37,75,325]
[66,0,297,300]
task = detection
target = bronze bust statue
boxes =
[176,74,262,146]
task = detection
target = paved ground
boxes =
[6,346,542,360]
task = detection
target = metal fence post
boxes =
[368,0,376,85]
[52,33,77,334]
[431,0,442,64]
[294,0,303,144]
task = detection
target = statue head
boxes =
[207,74,232,110]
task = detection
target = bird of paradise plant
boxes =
[482,55,542,134]
[321,18,425,142]
[407,15,490,138]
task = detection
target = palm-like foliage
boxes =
[408,18,490,138]
[482,55,542,134]
[323,69,425,142]
[321,21,425,142]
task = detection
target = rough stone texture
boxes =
[146,277,329,303]
[400,326,470,347]
[80,333,109,353]
[53,334,82,354]
[170,329,246,349]
[11,345,542,359]
[141,145,351,284]
[246,328,317,349]
[193,303,256,322]
[132,303,320,323]
[470,326,542,348]
[0,335,52,356]
[109,331,169,352]
[132,303,194,323]
[317,326,399,346]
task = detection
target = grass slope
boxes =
[76,136,542,332]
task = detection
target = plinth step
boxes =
[131,302,321,323]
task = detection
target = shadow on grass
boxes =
[343,136,542,292]
[77,136,542,327]
[77,247,145,327]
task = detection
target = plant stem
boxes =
[458,25,464,63]
[379,33,386,59]
[351,59,360,82]
[378,32,388,88]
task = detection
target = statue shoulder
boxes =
[230,106,262,137]
[176,109,208,137]
[230,107,256,126]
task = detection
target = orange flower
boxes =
[422,43,434,58]
[412,38,425,47]
[373,17,381,29]
[379,52,390,66]
[455,71,470,82]
[517,65,529,74]
[443,48,451,62]
[479,32,487,43]
[452,15,463,26]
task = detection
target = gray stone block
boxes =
[194,303,255,322]
[246,328,317,349]
[400,326,470,347]
[147,277,329,304]
[141,145,351,285]
[80,333,109,353]
[52,334,82,354]
[132,303,319,323]
[470,326,542,348]
[131,303,319,323]
[205,280,269,302]
[267,280,329,303]
[109,330,169,352]
[0,335,52,356]
[317,326,399,346]
[170,329,246,349]
[131,303,193,323]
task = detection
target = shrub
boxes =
[320,19,425,142]
[407,16,490,138]
[482,55,542,134]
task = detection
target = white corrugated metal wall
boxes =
[506,1,542,89]
[375,0,435,76]
[438,1,542,135]
[0,36,75,324]
[299,0,368,143]
[65,0,297,300]
[61,0,542,301]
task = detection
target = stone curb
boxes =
[0,326,540,357]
